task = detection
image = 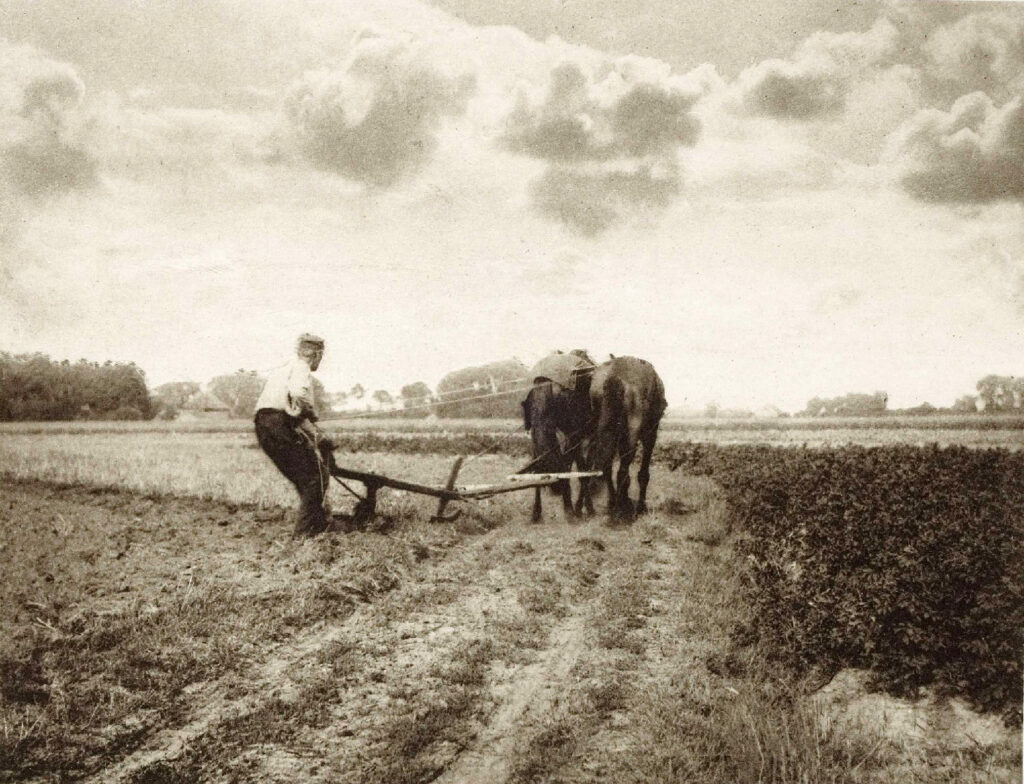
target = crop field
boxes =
[2,411,1023,446]
[1,423,1021,783]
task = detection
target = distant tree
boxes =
[311,376,328,418]
[804,397,825,417]
[401,382,433,409]
[976,374,1022,411]
[209,370,266,418]
[903,402,937,416]
[329,390,349,410]
[952,395,978,414]
[398,381,433,418]
[371,389,394,408]
[435,359,529,418]
[350,383,365,400]
[152,381,200,420]
[703,401,720,419]
[802,391,888,417]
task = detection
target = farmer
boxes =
[254,333,336,537]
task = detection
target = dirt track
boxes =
[1,472,747,783]
[5,476,1017,783]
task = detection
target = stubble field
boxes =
[1,419,1021,783]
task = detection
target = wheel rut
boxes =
[435,612,589,784]
[84,620,354,784]
[433,523,628,784]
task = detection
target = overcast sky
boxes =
[1,0,1022,411]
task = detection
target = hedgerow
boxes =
[669,443,1024,719]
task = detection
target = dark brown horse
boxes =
[586,356,666,520]
[520,351,597,522]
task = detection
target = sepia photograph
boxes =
[1,0,1022,781]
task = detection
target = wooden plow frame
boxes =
[329,457,600,526]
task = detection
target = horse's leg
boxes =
[636,427,657,515]
[573,443,595,517]
[582,472,595,516]
[615,430,637,521]
[558,478,574,518]
[532,486,542,523]
[603,459,616,516]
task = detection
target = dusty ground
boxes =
[1,473,1019,784]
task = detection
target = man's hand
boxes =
[297,418,320,443]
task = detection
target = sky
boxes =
[1,0,1022,412]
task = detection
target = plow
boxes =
[328,454,600,526]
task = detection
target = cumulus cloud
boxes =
[0,41,96,197]
[0,41,100,327]
[502,54,702,233]
[924,11,1024,101]
[282,31,475,186]
[736,18,898,121]
[885,92,1024,203]
[531,162,678,236]
[505,59,701,160]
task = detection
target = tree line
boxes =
[3,350,1019,421]
[0,353,152,421]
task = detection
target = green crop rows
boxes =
[669,443,1023,719]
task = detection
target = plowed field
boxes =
[2,453,1018,783]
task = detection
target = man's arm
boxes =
[287,360,318,421]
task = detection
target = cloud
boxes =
[0,41,100,328]
[281,31,475,186]
[505,58,701,160]
[92,101,268,186]
[924,11,1024,101]
[736,18,898,121]
[502,54,702,233]
[531,161,678,236]
[885,91,1024,204]
[0,41,96,197]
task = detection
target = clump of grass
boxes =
[593,563,650,654]
[575,536,605,551]
[580,674,628,717]
[361,637,497,784]
[429,638,497,686]
[0,533,410,781]
[492,612,549,654]
[507,664,630,783]
[126,651,359,784]
[508,720,577,784]
[1,583,258,780]
[682,503,731,546]
[629,660,892,784]
[660,497,698,515]
[517,569,565,616]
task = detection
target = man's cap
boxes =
[297,333,325,350]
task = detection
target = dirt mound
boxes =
[814,669,1016,751]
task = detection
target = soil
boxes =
[2,476,1019,784]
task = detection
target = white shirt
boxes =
[256,357,316,418]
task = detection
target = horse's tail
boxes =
[653,379,668,425]
[590,372,626,471]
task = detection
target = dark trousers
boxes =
[255,409,329,537]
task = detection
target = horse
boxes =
[520,351,597,522]
[586,356,666,521]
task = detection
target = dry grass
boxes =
[2,425,1018,783]
[0,431,532,517]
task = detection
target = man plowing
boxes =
[253,333,337,537]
